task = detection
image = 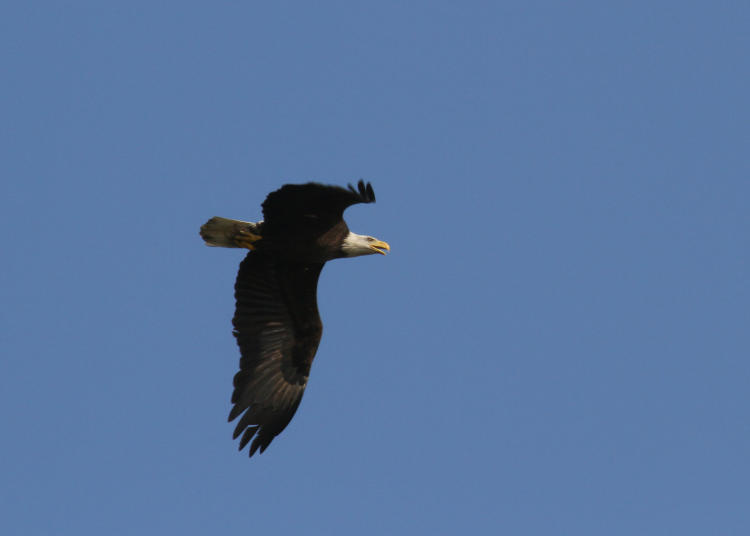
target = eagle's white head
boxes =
[340,232,390,257]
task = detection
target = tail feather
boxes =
[200,217,263,248]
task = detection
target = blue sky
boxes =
[2,2,749,534]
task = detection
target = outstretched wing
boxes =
[229,251,324,456]
[261,180,376,230]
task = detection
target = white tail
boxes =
[200,217,263,248]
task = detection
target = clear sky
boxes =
[2,2,748,535]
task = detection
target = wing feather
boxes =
[230,251,324,456]
[261,180,376,228]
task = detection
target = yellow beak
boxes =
[369,239,391,255]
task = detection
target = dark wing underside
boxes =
[230,251,324,456]
[261,180,376,231]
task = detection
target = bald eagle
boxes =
[200,181,389,457]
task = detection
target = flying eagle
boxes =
[200,181,389,456]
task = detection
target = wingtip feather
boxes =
[347,179,375,203]
[249,438,263,456]
[228,405,244,422]
[239,426,258,450]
